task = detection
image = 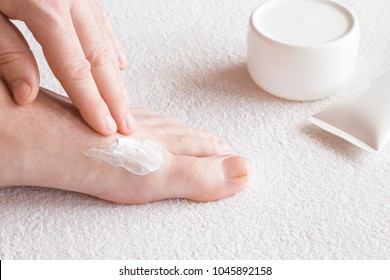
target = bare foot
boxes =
[0,80,248,204]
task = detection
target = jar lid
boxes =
[249,0,359,69]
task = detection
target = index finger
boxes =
[26,11,118,136]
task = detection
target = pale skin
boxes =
[0,0,248,203]
[0,0,135,136]
[0,80,248,203]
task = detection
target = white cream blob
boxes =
[85,138,163,175]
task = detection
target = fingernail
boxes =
[105,114,117,133]
[125,111,137,132]
[118,50,129,68]
[222,156,248,179]
[11,79,32,103]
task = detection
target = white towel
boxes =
[1,0,390,259]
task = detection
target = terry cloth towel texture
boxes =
[1,0,390,259]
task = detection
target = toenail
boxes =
[222,156,247,179]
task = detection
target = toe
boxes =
[222,156,248,178]
[167,154,249,201]
[169,136,232,157]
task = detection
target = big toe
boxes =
[167,154,249,202]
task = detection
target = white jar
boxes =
[247,0,360,101]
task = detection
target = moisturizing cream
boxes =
[247,0,359,100]
[85,138,163,175]
[310,68,390,153]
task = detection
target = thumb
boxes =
[0,14,39,105]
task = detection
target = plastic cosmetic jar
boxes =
[247,0,360,101]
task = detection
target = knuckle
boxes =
[171,158,211,199]
[24,0,67,21]
[172,158,199,184]
[40,0,67,13]
[5,0,68,21]
[60,59,91,82]
[86,45,111,68]
[0,51,25,67]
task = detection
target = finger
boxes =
[87,0,120,72]
[91,0,128,71]
[0,13,39,105]
[71,0,136,135]
[25,10,117,136]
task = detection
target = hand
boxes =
[0,0,136,135]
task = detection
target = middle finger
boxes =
[71,0,135,135]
